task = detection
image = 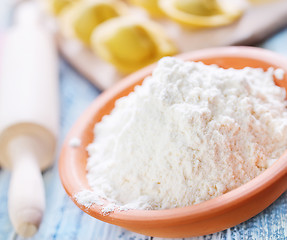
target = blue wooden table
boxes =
[0,2,286,239]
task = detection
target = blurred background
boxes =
[0,0,286,239]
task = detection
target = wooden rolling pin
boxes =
[0,2,58,237]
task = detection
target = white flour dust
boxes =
[75,57,287,213]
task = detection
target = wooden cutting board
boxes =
[57,0,287,90]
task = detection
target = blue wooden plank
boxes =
[260,28,287,56]
[0,171,14,240]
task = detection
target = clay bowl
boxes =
[59,46,287,238]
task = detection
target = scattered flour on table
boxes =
[75,57,287,211]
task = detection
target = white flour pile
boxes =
[75,57,287,212]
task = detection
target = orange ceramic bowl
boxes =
[59,46,287,238]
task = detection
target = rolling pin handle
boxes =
[8,137,45,238]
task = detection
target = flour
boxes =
[274,68,285,80]
[75,190,104,208]
[69,137,82,148]
[76,57,287,211]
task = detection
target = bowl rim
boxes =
[59,46,287,224]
